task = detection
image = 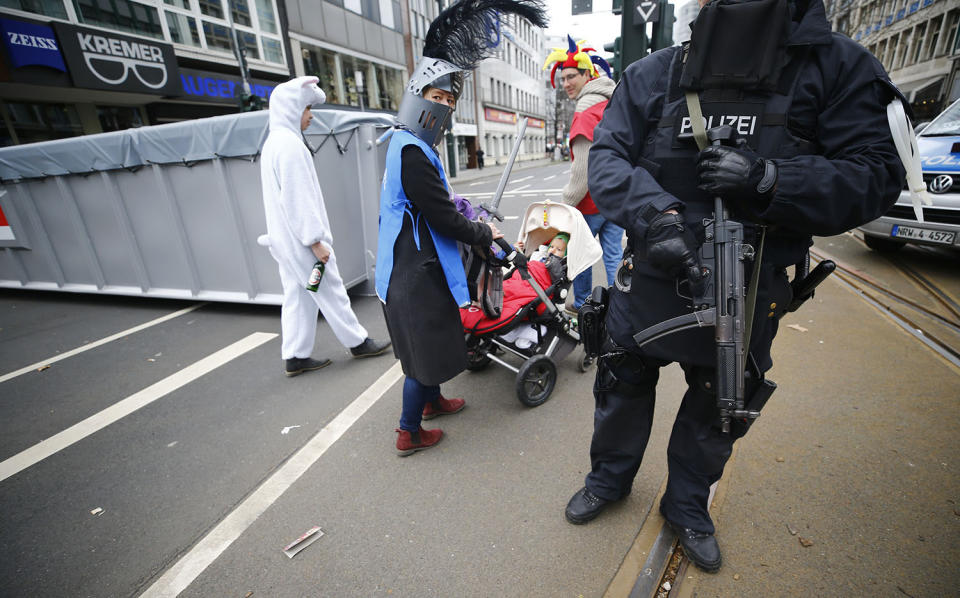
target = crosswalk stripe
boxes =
[0,303,206,385]
[139,361,404,598]
[0,332,276,483]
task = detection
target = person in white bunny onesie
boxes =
[259,76,390,376]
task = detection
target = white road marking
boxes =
[0,332,276,483]
[139,361,404,598]
[511,184,531,192]
[544,175,556,181]
[0,303,206,384]
[504,216,519,221]
[512,175,533,183]
[563,169,571,175]
[468,181,485,186]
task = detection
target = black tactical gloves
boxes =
[646,212,707,290]
[696,145,777,212]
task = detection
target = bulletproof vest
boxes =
[639,44,816,267]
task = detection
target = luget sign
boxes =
[52,22,180,95]
[179,68,276,104]
[0,18,66,71]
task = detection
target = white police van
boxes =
[859,98,960,252]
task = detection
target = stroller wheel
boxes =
[515,354,557,407]
[466,339,493,371]
[577,352,594,372]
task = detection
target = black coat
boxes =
[588,0,905,368]
[383,144,493,385]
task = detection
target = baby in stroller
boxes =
[460,201,602,407]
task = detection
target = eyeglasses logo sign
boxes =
[53,22,179,95]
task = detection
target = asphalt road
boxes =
[2,160,958,598]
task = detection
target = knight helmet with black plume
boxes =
[396,0,548,148]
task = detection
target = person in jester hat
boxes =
[543,36,623,314]
[375,0,548,456]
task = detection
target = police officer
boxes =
[564,0,906,573]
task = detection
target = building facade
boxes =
[828,0,960,120]
[1,0,291,146]
[673,0,699,45]
[286,0,407,112]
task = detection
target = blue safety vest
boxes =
[375,129,471,307]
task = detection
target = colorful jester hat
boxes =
[543,35,612,88]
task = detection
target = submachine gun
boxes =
[631,125,835,434]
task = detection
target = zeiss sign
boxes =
[53,22,180,95]
[0,17,66,71]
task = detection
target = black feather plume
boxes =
[423,0,548,70]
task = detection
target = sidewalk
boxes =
[606,240,960,597]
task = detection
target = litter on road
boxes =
[282,526,324,558]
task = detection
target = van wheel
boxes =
[864,235,905,252]
[516,355,557,407]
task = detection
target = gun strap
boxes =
[684,91,709,150]
[743,226,766,351]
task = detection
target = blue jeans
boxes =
[399,377,440,431]
[572,213,624,308]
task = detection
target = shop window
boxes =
[97,105,143,132]
[228,0,251,27]
[0,0,67,18]
[302,45,341,105]
[254,0,277,33]
[166,11,202,47]
[198,0,224,19]
[72,0,163,39]
[374,63,403,111]
[5,102,83,145]
[340,55,370,108]
[262,36,282,63]
[202,20,232,53]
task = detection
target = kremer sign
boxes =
[53,22,180,95]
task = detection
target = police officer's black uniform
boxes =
[567,0,906,571]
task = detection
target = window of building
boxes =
[202,20,233,53]
[262,36,282,63]
[360,0,379,22]
[166,11,202,47]
[1,0,67,17]
[164,0,190,8]
[913,23,926,63]
[344,0,361,14]
[302,46,341,104]
[254,0,277,33]
[237,29,258,59]
[377,0,393,29]
[198,0,224,19]
[374,63,403,111]
[5,101,83,145]
[97,105,144,132]
[72,0,164,39]
[229,0,252,26]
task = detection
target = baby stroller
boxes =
[460,200,603,407]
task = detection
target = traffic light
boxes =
[240,92,265,112]
[603,37,622,81]
[649,1,674,52]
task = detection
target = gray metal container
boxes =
[0,109,394,305]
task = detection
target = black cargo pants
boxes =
[584,346,765,535]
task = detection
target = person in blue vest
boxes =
[563,0,907,573]
[376,0,547,456]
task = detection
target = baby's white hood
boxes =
[268,76,327,135]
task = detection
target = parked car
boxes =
[859,98,960,252]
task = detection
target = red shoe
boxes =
[422,396,466,420]
[395,427,443,456]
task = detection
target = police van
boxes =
[859,98,960,252]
